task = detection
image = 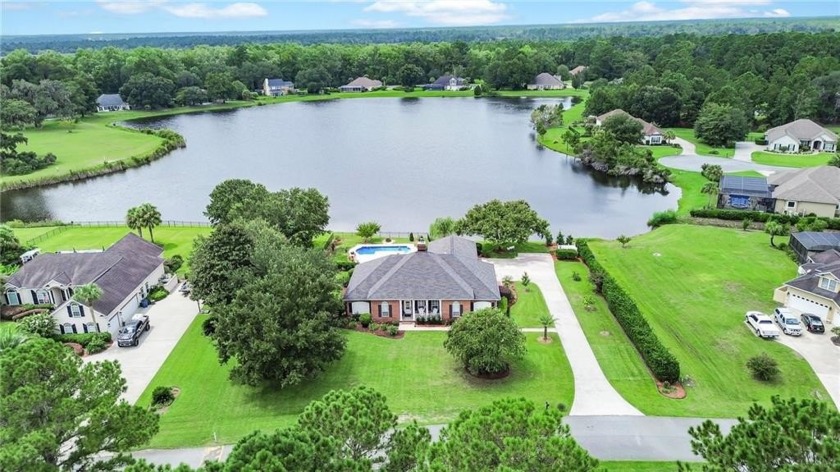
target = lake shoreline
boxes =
[1,90,585,191]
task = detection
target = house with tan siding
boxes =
[343,236,500,322]
[774,249,840,325]
[767,166,840,218]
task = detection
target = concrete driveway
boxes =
[776,331,840,408]
[489,254,642,416]
[84,291,200,404]
[734,141,764,162]
[661,137,787,175]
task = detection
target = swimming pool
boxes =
[349,244,416,263]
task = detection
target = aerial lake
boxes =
[1,97,679,238]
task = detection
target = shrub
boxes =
[148,286,169,302]
[688,209,840,230]
[746,353,780,382]
[86,337,107,354]
[577,240,681,383]
[347,320,357,329]
[742,218,752,231]
[556,249,578,260]
[388,325,398,337]
[336,260,356,272]
[370,322,381,332]
[359,313,372,328]
[754,138,768,145]
[56,332,111,347]
[647,210,679,228]
[17,312,56,338]
[202,315,217,337]
[572,271,582,282]
[152,386,175,406]
[409,232,415,242]
[164,255,184,273]
[499,296,509,315]
[417,315,426,325]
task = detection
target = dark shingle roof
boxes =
[266,78,294,88]
[96,94,126,107]
[6,233,163,315]
[785,259,840,305]
[431,75,466,86]
[345,236,500,301]
[532,73,563,86]
[719,175,771,198]
[792,232,840,252]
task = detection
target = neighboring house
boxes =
[788,232,840,264]
[424,75,467,91]
[339,77,383,92]
[767,166,840,218]
[527,73,565,90]
[570,65,588,76]
[263,78,295,96]
[4,233,164,337]
[96,94,129,112]
[343,236,501,322]
[717,175,773,211]
[765,119,837,152]
[594,109,665,145]
[774,248,840,325]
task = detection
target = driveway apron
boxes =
[84,292,200,404]
[490,254,642,416]
[776,332,840,408]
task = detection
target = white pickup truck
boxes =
[773,308,803,336]
[745,311,781,339]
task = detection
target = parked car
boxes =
[745,311,780,339]
[117,314,150,347]
[773,308,803,336]
[800,313,825,334]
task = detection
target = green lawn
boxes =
[750,151,833,167]
[644,145,683,160]
[670,170,712,216]
[482,240,552,258]
[587,225,829,417]
[138,317,575,448]
[12,225,211,274]
[510,282,550,328]
[669,128,734,158]
[555,260,660,412]
[538,93,589,155]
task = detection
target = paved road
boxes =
[776,331,840,408]
[734,141,764,162]
[490,254,643,416]
[84,291,200,403]
[133,416,738,467]
[662,137,787,175]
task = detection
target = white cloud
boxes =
[351,18,400,28]
[364,0,509,26]
[588,1,793,23]
[97,0,266,19]
[2,1,33,11]
[162,3,267,18]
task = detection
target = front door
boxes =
[402,300,413,320]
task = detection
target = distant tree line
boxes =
[1,31,837,125]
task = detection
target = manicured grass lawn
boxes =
[600,461,682,471]
[555,260,658,412]
[538,93,589,155]
[138,317,575,448]
[588,225,829,417]
[643,145,682,159]
[670,170,711,216]
[9,226,63,243]
[510,282,550,328]
[496,88,589,98]
[750,151,833,167]
[2,120,164,186]
[669,128,734,158]
[482,240,551,258]
[12,225,211,274]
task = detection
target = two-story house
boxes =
[774,249,840,325]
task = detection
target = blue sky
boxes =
[2,1,837,36]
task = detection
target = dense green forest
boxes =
[2,30,838,130]
[2,16,837,54]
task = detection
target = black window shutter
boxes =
[66,306,72,316]
[83,324,88,333]
[71,324,77,334]
[470,302,474,312]
[3,293,7,305]
[59,324,65,334]
[31,290,37,303]
[79,305,86,317]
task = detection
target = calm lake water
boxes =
[1,97,678,238]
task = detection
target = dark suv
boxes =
[800,313,825,333]
[117,315,150,347]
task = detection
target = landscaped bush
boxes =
[388,325,398,337]
[336,260,356,271]
[56,332,111,348]
[555,248,578,260]
[17,312,56,338]
[647,210,679,228]
[202,315,217,337]
[370,322,381,332]
[577,240,681,383]
[148,286,169,302]
[754,138,768,145]
[86,337,107,354]
[152,386,175,406]
[746,353,780,382]
[689,209,840,230]
[359,313,372,328]
[164,255,184,273]
[572,271,582,282]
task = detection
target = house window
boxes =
[36,290,49,304]
[403,300,413,314]
[451,301,461,317]
[819,277,838,292]
[429,300,440,315]
[380,302,390,317]
[61,322,75,334]
[70,303,82,318]
[786,201,796,208]
[83,322,98,333]
[5,291,20,306]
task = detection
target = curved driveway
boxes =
[489,254,643,416]
[662,137,788,174]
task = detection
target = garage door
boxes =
[787,293,830,319]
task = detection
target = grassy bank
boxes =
[669,128,735,157]
[138,317,574,448]
[751,151,833,167]
[587,225,829,416]
[510,282,550,328]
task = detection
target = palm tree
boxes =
[538,313,554,341]
[136,203,162,243]
[0,324,29,353]
[73,283,103,332]
[701,182,719,208]
[126,206,143,238]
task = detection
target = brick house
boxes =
[343,236,500,322]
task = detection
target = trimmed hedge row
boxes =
[577,240,681,383]
[555,248,578,260]
[56,332,112,347]
[689,209,840,230]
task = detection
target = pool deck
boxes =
[349,243,417,264]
